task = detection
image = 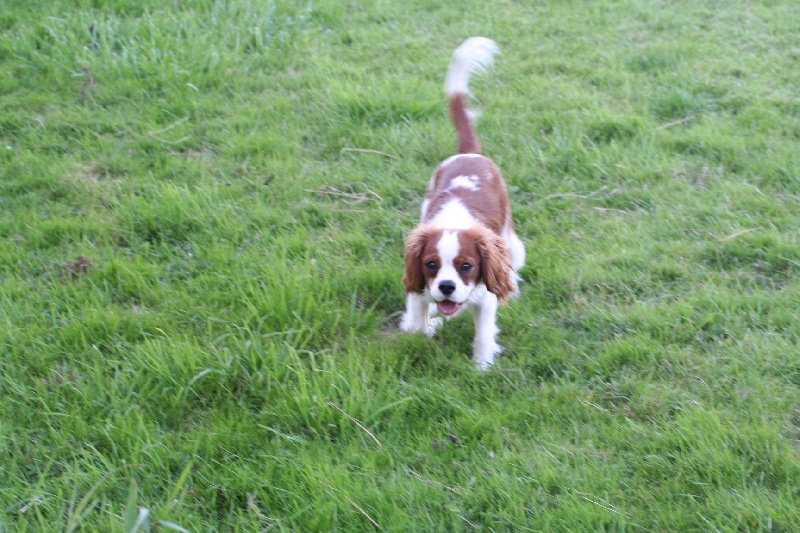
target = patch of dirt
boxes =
[62,256,93,281]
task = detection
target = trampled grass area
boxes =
[2,0,800,530]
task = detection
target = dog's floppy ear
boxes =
[466,225,514,303]
[403,224,436,293]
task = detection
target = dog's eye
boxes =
[425,261,438,271]
[459,263,472,273]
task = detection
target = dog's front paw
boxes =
[474,359,493,371]
[472,342,502,370]
[428,316,443,336]
[400,312,440,337]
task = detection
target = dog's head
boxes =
[403,223,514,315]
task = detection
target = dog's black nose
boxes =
[439,280,456,296]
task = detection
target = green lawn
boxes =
[2,0,800,530]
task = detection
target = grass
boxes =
[2,0,800,530]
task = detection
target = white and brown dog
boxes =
[401,37,525,369]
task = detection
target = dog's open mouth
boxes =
[437,300,462,316]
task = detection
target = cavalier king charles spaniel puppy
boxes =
[401,37,525,369]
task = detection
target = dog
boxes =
[400,37,525,369]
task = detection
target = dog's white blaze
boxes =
[431,230,471,302]
[430,199,474,229]
[436,230,460,276]
[448,175,480,191]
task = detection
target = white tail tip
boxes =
[445,37,499,97]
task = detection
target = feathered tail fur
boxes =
[444,37,499,154]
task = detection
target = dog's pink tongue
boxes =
[437,301,460,316]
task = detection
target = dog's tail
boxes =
[444,37,498,155]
